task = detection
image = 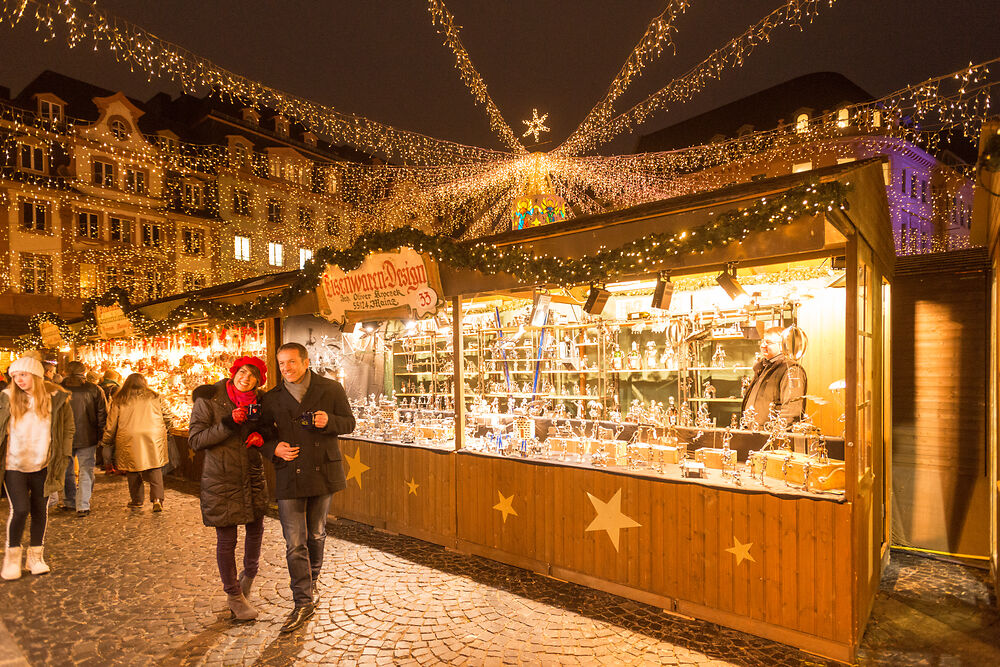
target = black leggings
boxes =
[216,516,265,595]
[4,468,48,548]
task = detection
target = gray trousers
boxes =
[277,494,333,606]
[126,468,164,504]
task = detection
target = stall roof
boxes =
[439,158,893,297]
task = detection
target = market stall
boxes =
[295,159,892,662]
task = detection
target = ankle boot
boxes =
[237,570,255,598]
[25,546,50,575]
[227,592,258,621]
[1,547,22,581]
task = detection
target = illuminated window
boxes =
[233,143,251,169]
[93,159,115,188]
[268,242,284,267]
[298,206,313,230]
[795,113,809,134]
[141,221,165,248]
[79,263,98,298]
[299,248,313,269]
[110,217,134,244]
[920,180,927,203]
[18,143,44,172]
[871,110,882,128]
[183,182,203,208]
[183,273,207,291]
[910,173,918,199]
[836,108,850,128]
[20,253,52,294]
[77,212,100,240]
[109,118,130,141]
[235,235,251,261]
[21,201,48,232]
[882,163,890,185]
[325,214,340,236]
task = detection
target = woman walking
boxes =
[102,373,171,511]
[188,357,269,622]
[1,356,74,580]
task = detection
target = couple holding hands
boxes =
[188,342,355,633]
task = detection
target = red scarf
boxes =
[226,380,257,407]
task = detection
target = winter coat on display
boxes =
[102,393,171,472]
[0,386,75,496]
[187,380,268,527]
[62,375,108,450]
[260,371,355,500]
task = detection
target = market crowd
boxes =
[0,342,355,634]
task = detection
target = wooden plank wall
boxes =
[891,248,990,557]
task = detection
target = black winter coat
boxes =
[187,380,268,527]
[260,371,355,500]
[62,376,107,450]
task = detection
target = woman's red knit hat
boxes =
[230,356,267,385]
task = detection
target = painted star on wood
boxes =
[492,491,518,524]
[405,478,419,495]
[521,108,550,143]
[344,448,369,489]
[585,489,640,551]
[725,536,756,565]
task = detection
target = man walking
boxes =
[261,343,355,633]
[61,361,108,516]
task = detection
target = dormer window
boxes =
[242,108,260,125]
[274,116,289,136]
[109,117,131,141]
[836,108,850,129]
[157,131,179,153]
[39,99,62,123]
[18,143,45,173]
[302,131,317,147]
[795,113,810,134]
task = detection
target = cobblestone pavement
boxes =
[0,474,996,666]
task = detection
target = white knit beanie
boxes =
[7,356,45,378]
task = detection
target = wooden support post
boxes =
[452,296,464,451]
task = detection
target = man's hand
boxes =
[275,441,300,461]
[313,411,329,429]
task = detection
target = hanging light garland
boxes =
[426,0,525,153]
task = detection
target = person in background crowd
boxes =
[261,343,355,633]
[85,371,100,385]
[60,361,107,517]
[0,356,74,580]
[188,356,269,622]
[0,369,7,393]
[101,373,171,512]
[98,370,122,473]
[43,361,63,385]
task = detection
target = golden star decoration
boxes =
[344,448,369,489]
[492,491,517,524]
[405,478,419,495]
[521,108,550,142]
[585,489,640,551]
[725,536,756,565]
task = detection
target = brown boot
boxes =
[227,592,258,622]
[237,570,254,598]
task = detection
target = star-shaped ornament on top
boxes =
[585,489,640,551]
[492,491,518,524]
[405,478,419,495]
[725,536,756,565]
[344,448,369,490]
[522,108,550,143]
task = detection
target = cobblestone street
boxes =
[0,474,997,666]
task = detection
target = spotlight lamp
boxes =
[651,272,674,310]
[583,284,611,315]
[716,265,749,305]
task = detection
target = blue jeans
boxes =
[276,494,332,606]
[64,446,98,511]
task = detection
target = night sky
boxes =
[0,1,997,154]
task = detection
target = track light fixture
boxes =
[716,264,749,305]
[583,283,610,315]
[651,272,674,310]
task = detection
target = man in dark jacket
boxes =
[261,342,355,633]
[61,361,108,516]
[740,327,807,430]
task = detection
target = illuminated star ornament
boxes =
[585,489,641,551]
[492,491,518,524]
[725,536,756,565]
[344,448,370,489]
[405,478,419,495]
[522,109,550,143]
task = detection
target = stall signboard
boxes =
[317,247,444,325]
[39,321,64,348]
[95,302,135,339]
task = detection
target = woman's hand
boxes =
[232,407,248,424]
